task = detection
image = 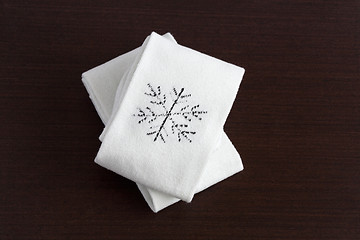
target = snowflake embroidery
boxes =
[133,83,207,143]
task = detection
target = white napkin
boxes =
[93,32,245,202]
[82,33,244,211]
[82,33,244,212]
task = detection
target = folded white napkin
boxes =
[92,32,245,202]
[82,33,244,211]
[83,33,244,212]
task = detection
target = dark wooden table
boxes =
[1,0,359,239]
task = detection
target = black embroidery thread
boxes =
[133,83,207,143]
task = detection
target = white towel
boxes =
[92,32,245,202]
[82,33,244,212]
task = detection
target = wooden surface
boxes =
[1,0,359,239]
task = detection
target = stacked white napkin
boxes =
[82,32,245,212]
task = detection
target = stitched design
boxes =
[133,83,207,143]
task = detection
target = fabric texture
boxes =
[93,32,245,202]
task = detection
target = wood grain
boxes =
[1,0,359,239]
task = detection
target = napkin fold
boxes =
[92,32,245,202]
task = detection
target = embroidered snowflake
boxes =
[133,83,207,143]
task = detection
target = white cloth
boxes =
[92,32,245,202]
[82,32,245,211]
